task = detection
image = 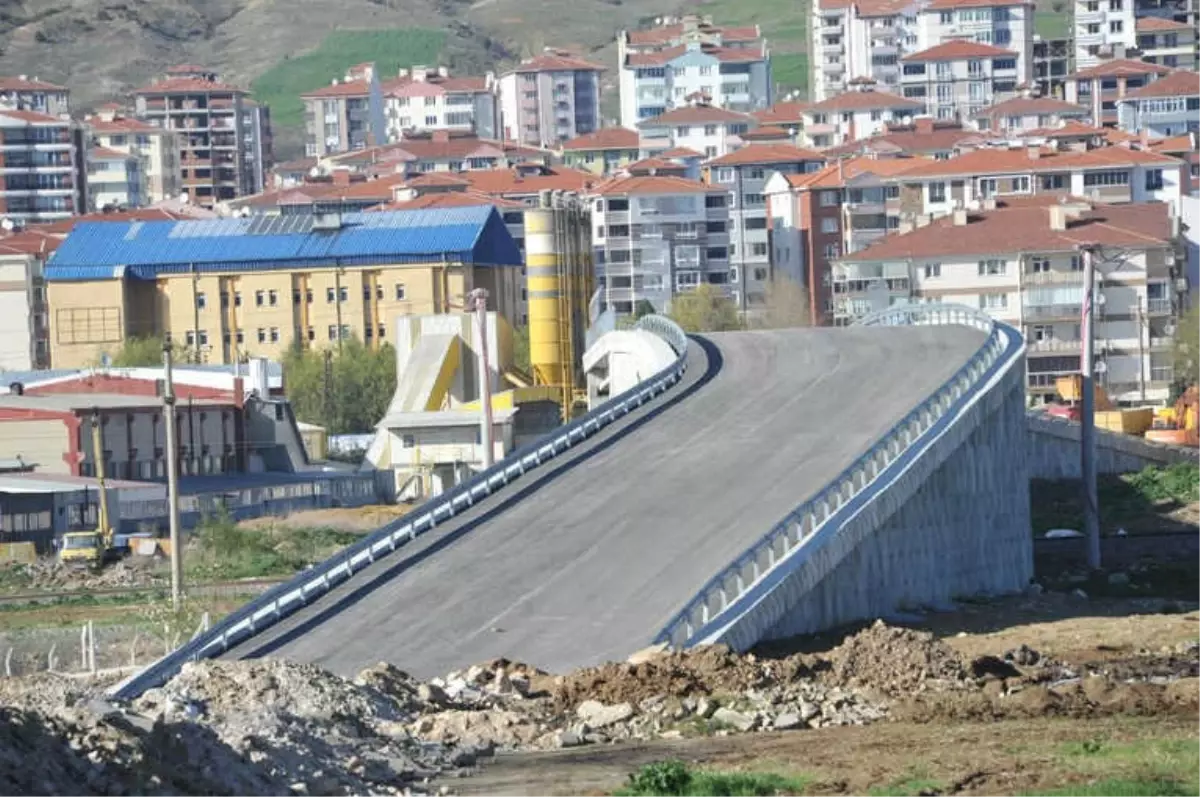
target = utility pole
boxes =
[1136,297,1147,403]
[1079,245,1101,570]
[161,343,184,611]
[334,265,344,353]
[469,288,495,469]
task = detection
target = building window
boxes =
[328,325,338,340]
[924,263,941,278]
[978,259,1006,276]
[255,290,265,307]
[1109,19,1123,33]
[234,291,242,307]
[327,287,336,303]
[706,220,726,233]
[707,246,728,260]
[821,217,838,233]
[1042,174,1066,190]
[820,190,839,207]
[395,283,406,300]
[1145,169,1164,191]
[823,243,840,258]
[929,182,947,203]
[1031,324,1053,342]
[1031,257,1050,273]
[257,328,266,343]
[979,293,1008,309]
[196,292,207,309]
[268,289,278,306]
[1082,170,1130,187]
[270,327,279,343]
[752,242,768,256]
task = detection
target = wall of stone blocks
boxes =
[1026,415,1195,480]
[706,347,1032,652]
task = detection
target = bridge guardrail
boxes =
[654,303,1009,649]
[110,314,690,701]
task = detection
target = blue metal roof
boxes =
[46,206,523,281]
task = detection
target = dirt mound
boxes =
[547,645,808,711]
[823,620,969,697]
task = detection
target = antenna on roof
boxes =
[179,191,190,204]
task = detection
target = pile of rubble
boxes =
[15,559,164,592]
[1,621,1196,795]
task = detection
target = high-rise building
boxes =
[301,62,388,157]
[498,50,604,148]
[0,109,85,222]
[85,107,181,205]
[617,15,772,128]
[133,66,273,207]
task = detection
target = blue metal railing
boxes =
[653,303,1022,648]
[110,315,689,700]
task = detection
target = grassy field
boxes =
[693,0,811,96]
[1035,7,1073,39]
[251,28,446,132]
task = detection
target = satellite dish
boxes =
[0,218,13,232]
[179,191,190,204]
[309,166,320,178]
[1096,293,1106,306]
[1164,321,1178,336]
[1093,360,1108,374]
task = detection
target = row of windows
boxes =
[194,284,408,309]
[182,324,385,347]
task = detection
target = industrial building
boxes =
[42,206,526,368]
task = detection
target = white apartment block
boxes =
[498,51,603,148]
[1075,0,1137,68]
[802,86,925,148]
[1116,69,1200,136]
[86,109,181,204]
[811,0,1033,101]
[969,94,1092,132]
[87,147,143,211]
[618,16,771,128]
[1136,16,1199,70]
[588,175,732,314]
[900,40,1022,119]
[638,102,757,159]
[832,200,1184,404]
[0,238,50,370]
[382,67,498,142]
[0,75,70,117]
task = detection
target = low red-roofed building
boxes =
[752,102,809,130]
[616,14,771,128]
[832,199,1183,403]
[803,87,925,149]
[498,50,603,149]
[1135,18,1198,72]
[133,67,271,205]
[1065,59,1173,125]
[969,95,1092,134]
[825,118,993,158]
[1114,69,1199,138]
[638,101,758,159]
[0,74,69,117]
[559,128,641,175]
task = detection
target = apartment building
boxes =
[43,206,524,367]
[899,40,1022,120]
[764,156,922,324]
[0,231,52,370]
[810,0,1034,101]
[0,76,70,116]
[134,66,272,207]
[559,127,641,175]
[638,102,757,158]
[617,16,771,127]
[1116,69,1200,136]
[753,101,810,131]
[1073,0,1137,69]
[1033,36,1074,99]
[382,66,499,141]
[498,51,604,148]
[319,130,550,178]
[831,200,1183,404]
[704,144,826,311]
[86,108,181,204]
[0,109,85,222]
[801,87,925,148]
[969,94,1091,132]
[1064,57,1172,125]
[86,147,142,210]
[1135,17,1199,69]
[826,116,990,157]
[588,174,731,314]
[301,63,387,157]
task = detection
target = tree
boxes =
[754,276,811,330]
[633,299,657,320]
[512,325,531,373]
[1172,302,1199,394]
[100,336,189,367]
[668,284,742,333]
[283,337,396,434]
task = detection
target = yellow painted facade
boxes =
[48,262,523,368]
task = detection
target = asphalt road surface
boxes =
[228,325,986,678]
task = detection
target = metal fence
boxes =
[653,303,1017,648]
[110,315,690,701]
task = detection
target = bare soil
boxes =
[237,503,413,533]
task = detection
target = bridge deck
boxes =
[227,326,985,678]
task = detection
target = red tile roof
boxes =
[828,124,990,155]
[894,142,1181,178]
[841,202,1171,262]
[1122,69,1200,99]
[34,207,212,235]
[625,23,761,46]
[89,146,130,160]
[460,166,596,196]
[302,79,372,98]
[374,191,526,211]
[626,157,689,174]
[639,104,754,126]
[87,115,159,134]
[382,74,489,96]
[809,90,924,113]
[659,146,705,158]
[1135,16,1194,31]
[510,53,604,73]
[403,172,472,187]
[0,109,67,124]
[752,102,810,126]
[925,0,1033,8]
[560,127,640,151]
[902,40,1017,61]
[590,174,723,195]
[133,77,246,95]
[780,155,928,189]
[0,76,66,92]
[272,157,320,173]
[1149,134,1197,154]
[741,125,793,140]
[708,143,825,166]
[627,43,766,66]
[1071,58,1172,79]
[1019,120,1109,138]
[0,229,62,256]
[972,96,1090,118]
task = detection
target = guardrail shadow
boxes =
[236,336,725,662]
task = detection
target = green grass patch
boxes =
[252,28,445,131]
[867,768,945,796]
[1031,778,1197,796]
[1034,9,1071,39]
[1030,463,1199,536]
[695,0,810,97]
[186,511,359,581]
[771,54,809,96]
[616,760,811,796]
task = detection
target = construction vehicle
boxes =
[59,412,117,567]
[1045,375,1198,446]
[1146,385,1199,447]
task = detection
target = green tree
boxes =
[512,325,531,372]
[282,337,396,434]
[100,336,190,367]
[754,276,811,330]
[1172,302,1199,393]
[668,284,742,333]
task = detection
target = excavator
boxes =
[59,412,117,568]
[1146,385,1200,447]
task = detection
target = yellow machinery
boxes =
[59,412,116,567]
[524,194,594,421]
[1052,374,1155,435]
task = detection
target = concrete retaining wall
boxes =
[1027,414,1195,479]
[708,344,1032,650]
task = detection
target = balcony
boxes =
[870,24,899,38]
[823,61,846,74]
[1024,303,1083,321]
[1026,338,1083,353]
[1024,270,1084,285]
[806,121,836,135]
[822,40,844,53]
[1147,297,1172,314]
